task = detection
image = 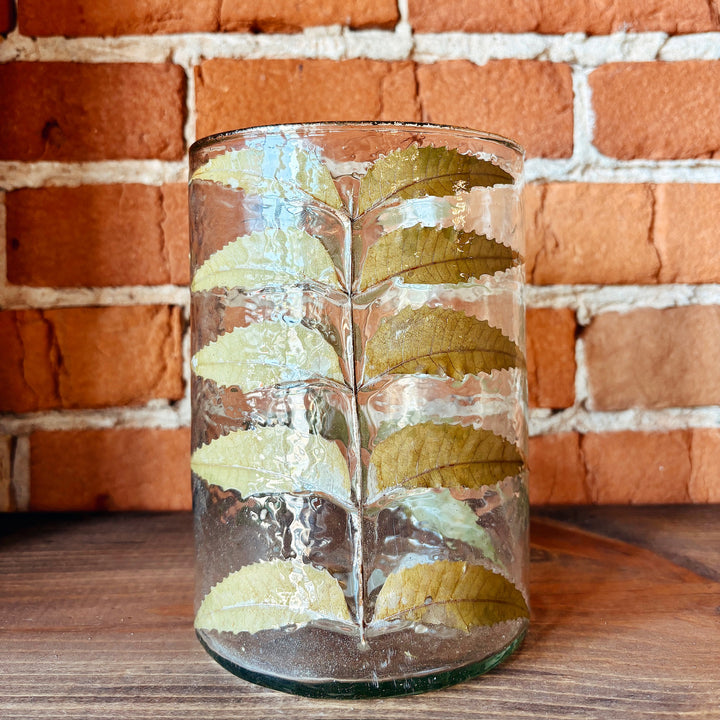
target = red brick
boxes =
[653,184,720,283]
[583,306,720,411]
[590,62,720,160]
[0,435,15,512]
[529,432,588,505]
[581,431,692,504]
[0,62,186,161]
[6,184,190,288]
[0,306,184,413]
[416,60,573,158]
[408,0,720,34]
[689,429,720,502]
[525,183,659,284]
[526,308,576,409]
[18,0,398,36]
[194,59,420,140]
[220,0,399,32]
[1,0,15,34]
[29,428,191,511]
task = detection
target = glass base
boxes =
[197,629,527,699]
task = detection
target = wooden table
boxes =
[1,507,718,719]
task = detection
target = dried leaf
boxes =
[370,422,524,492]
[192,228,340,292]
[357,145,513,215]
[373,560,528,631]
[363,305,522,384]
[195,558,352,634]
[192,320,344,391]
[399,489,498,560]
[191,425,351,501]
[192,145,343,209]
[359,225,519,290]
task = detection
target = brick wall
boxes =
[1,0,719,510]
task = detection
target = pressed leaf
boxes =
[370,422,524,492]
[195,558,352,634]
[192,145,343,209]
[191,425,351,501]
[192,320,344,391]
[399,489,498,560]
[372,560,528,631]
[359,225,519,290]
[363,305,522,384]
[192,228,340,292]
[357,145,513,215]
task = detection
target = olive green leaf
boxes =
[399,489,498,561]
[373,560,528,631]
[192,145,343,209]
[370,422,524,492]
[195,558,352,634]
[363,305,522,384]
[191,425,351,502]
[357,145,513,215]
[359,225,520,290]
[192,228,340,292]
[192,320,344,391]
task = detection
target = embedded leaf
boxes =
[357,145,513,215]
[195,558,352,634]
[192,228,340,292]
[399,489,497,561]
[191,425,351,501]
[359,225,520,290]
[370,422,524,492]
[372,560,528,631]
[363,305,522,384]
[192,320,344,391]
[192,145,343,209]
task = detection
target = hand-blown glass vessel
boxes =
[189,122,528,698]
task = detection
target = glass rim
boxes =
[190,121,525,158]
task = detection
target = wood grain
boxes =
[1,507,718,719]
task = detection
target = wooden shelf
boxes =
[1,506,718,718]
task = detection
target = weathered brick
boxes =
[583,306,720,411]
[0,306,184,413]
[220,0,399,32]
[529,432,588,505]
[689,429,720,502]
[6,184,190,288]
[0,435,15,512]
[416,60,573,158]
[408,0,720,34]
[29,428,191,511]
[1,0,15,34]
[0,62,186,161]
[590,62,720,160]
[581,431,692,504]
[653,184,720,283]
[526,308,576,409]
[195,59,420,140]
[526,183,660,284]
[18,0,398,36]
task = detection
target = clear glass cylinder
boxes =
[189,123,528,698]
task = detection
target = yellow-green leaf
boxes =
[357,145,513,215]
[191,425,351,501]
[195,558,352,634]
[363,305,522,384]
[370,422,524,492]
[359,225,520,290]
[192,145,343,209]
[373,560,528,631]
[192,320,344,391]
[192,228,340,292]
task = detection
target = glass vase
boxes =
[189,122,528,698]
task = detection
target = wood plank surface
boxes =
[1,507,718,719]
